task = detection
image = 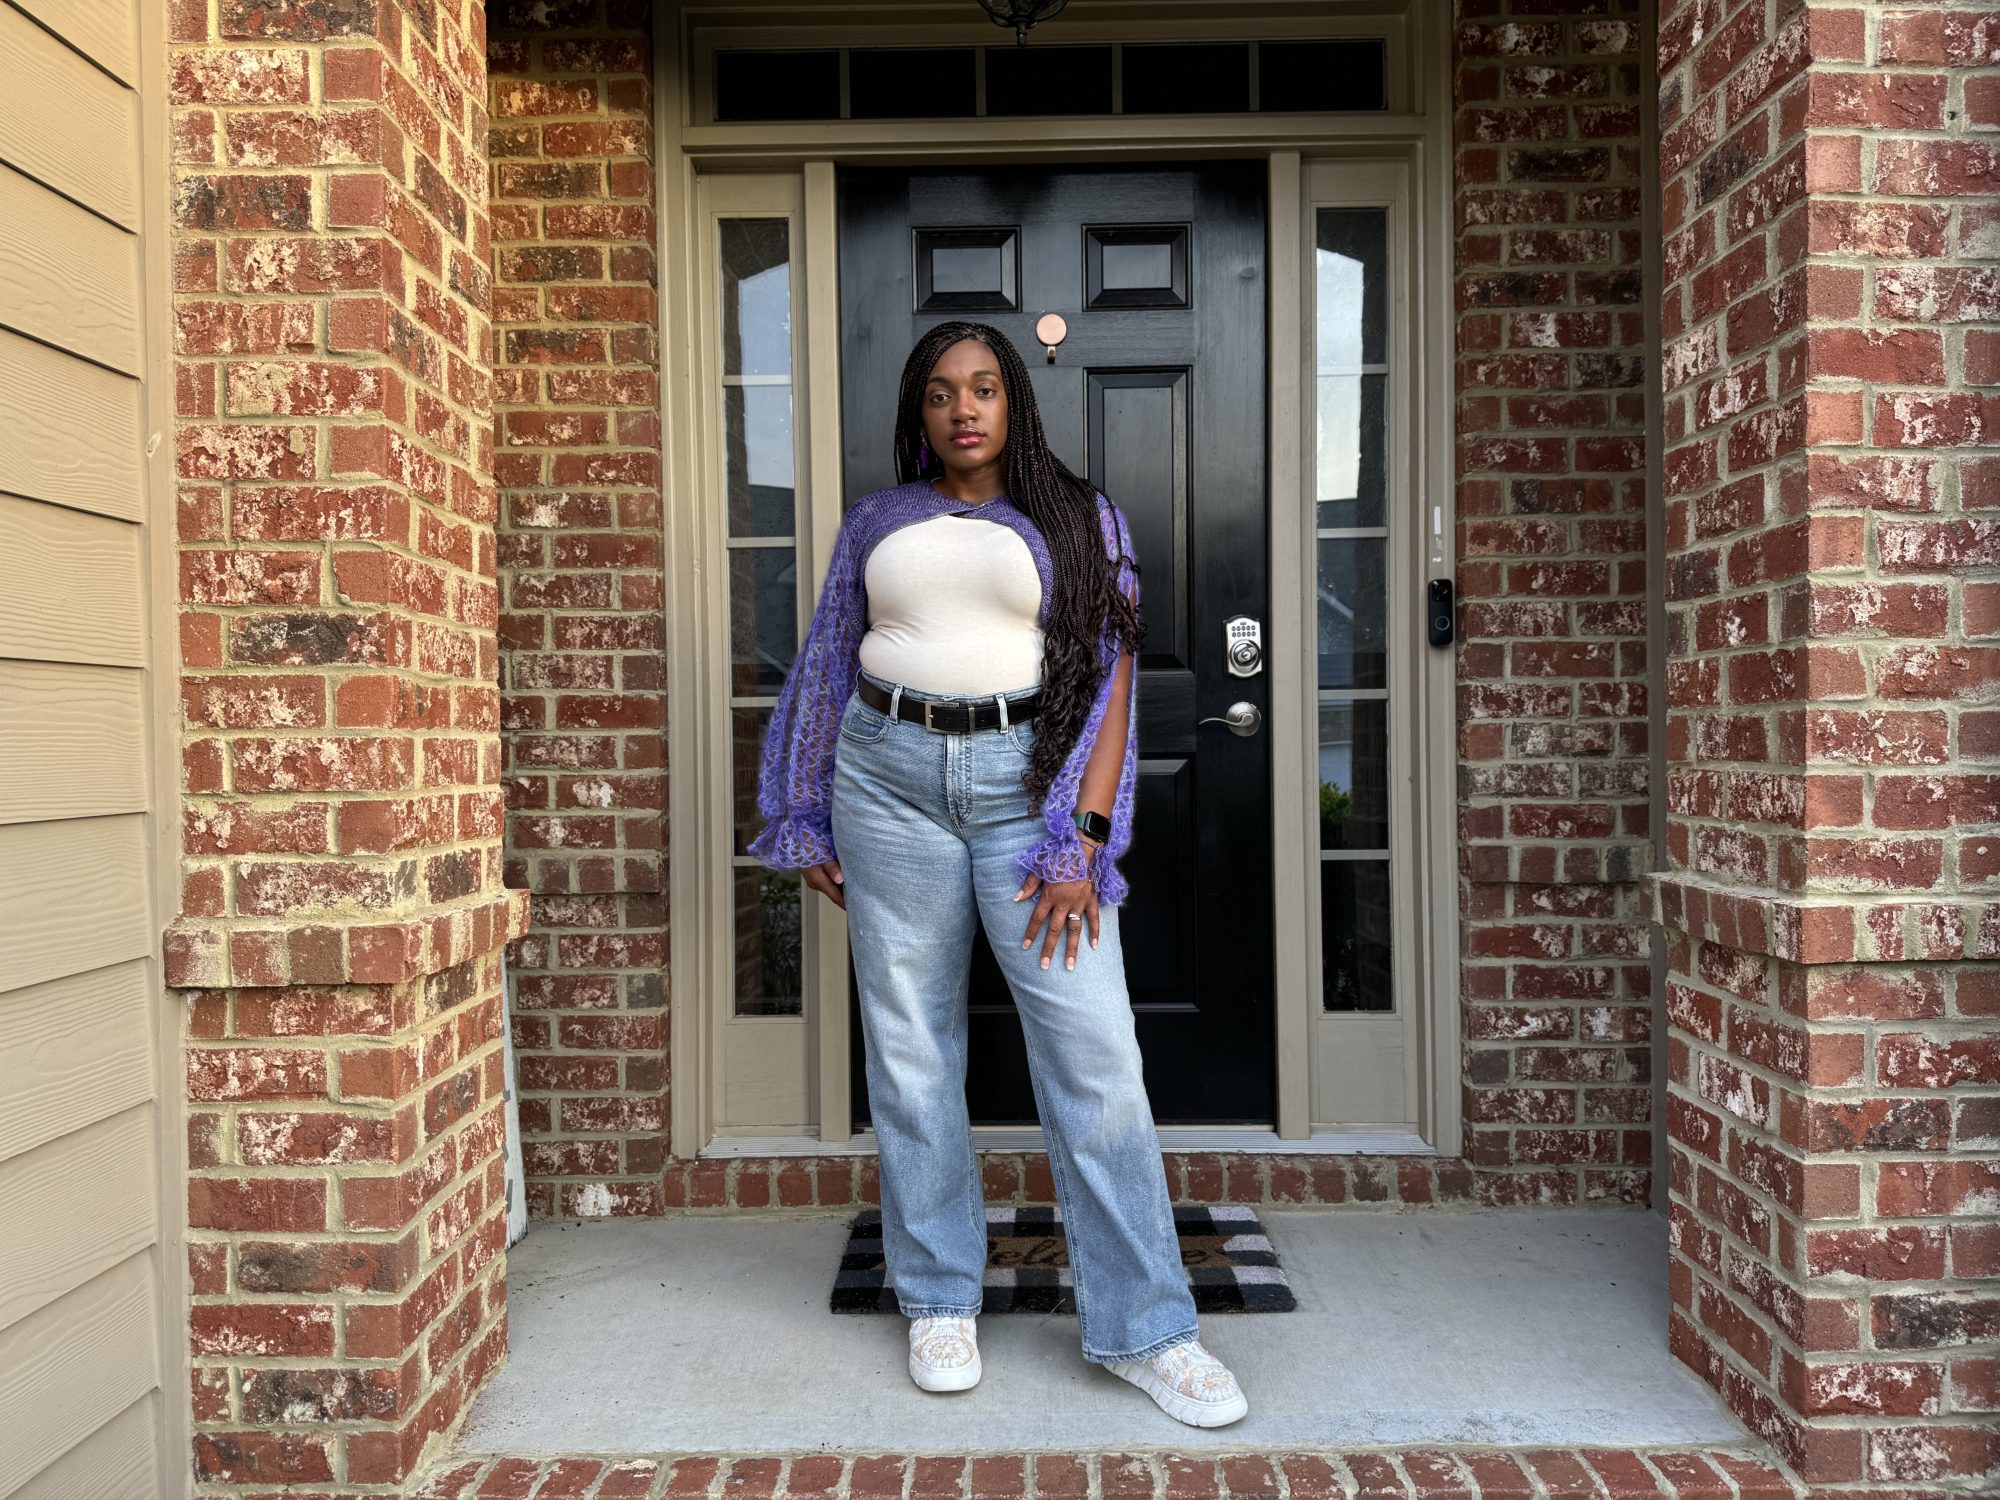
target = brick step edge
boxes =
[530,1154,1664,1218]
[412,1444,1808,1500]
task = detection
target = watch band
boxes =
[1072,809,1112,844]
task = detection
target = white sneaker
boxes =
[907,1314,981,1392]
[1107,1338,1248,1427]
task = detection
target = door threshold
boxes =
[698,1127,1436,1159]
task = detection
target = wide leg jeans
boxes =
[828,673,1201,1365]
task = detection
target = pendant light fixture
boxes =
[976,0,1069,46]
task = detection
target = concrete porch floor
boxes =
[453,1208,1753,1457]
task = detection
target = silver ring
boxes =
[1066,913,1082,923]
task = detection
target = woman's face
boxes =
[920,337,1009,475]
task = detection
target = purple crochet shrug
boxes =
[747,476,1144,904]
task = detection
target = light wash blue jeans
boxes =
[830,669,1201,1366]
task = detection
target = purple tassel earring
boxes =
[918,436,931,471]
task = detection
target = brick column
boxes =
[168,1,527,1490]
[488,0,669,1219]
[1654,1,1998,1489]
[1454,3,1659,1205]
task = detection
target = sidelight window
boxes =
[719,217,804,1019]
[1314,205,1393,1014]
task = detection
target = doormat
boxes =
[830,1204,1296,1314]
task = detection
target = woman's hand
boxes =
[803,859,845,910]
[1015,855,1101,972]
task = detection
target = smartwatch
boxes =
[1072,809,1112,844]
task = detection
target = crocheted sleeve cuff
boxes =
[1012,834,1131,908]
[1014,829,1090,887]
[745,813,837,871]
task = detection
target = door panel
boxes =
[838,163,1273,1125]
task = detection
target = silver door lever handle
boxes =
[1198,702,1262,736]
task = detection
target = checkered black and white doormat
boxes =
[829,1204,1297,1314]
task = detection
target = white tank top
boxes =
[859,513,1045,695]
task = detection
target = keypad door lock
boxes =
[1223,615,1263,678]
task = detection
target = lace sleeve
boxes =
[1013,493,1143,905]
[746,512,867,869]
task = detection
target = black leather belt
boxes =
[858,677,1041,733]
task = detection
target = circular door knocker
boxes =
[1035,312,1068,363]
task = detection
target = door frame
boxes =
[659,0,1461,1159]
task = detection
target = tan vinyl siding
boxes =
[6,1399,157,1500]
[0,327,149,516]
[0,0,175,1494]
[0,3,141,229]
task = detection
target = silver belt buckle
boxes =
[922,698,939,732]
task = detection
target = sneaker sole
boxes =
[909,1346,982,1392]
[1109,1359,1249,1427]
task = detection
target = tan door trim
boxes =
[801,161,854,1142]
[1266,150,1311,1139]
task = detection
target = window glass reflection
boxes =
[720,220,792,377]
[731,706,774,858]
[1321,860,1393,1012]
[1315,208,1388,529]
[1122,42,1250,114]
[985,44,1113,116]
[1315,208,1386,365]
[1318,699,1389,851]
[850,47,975,119]
[715,50,839,122]
[729,547,798,696]
[724,385,795,536]
[721,219,795,539]
[1316,372,1386,531]
[734,868,803,1017]
[1261,40,1388,113]
[1316,537,1386,690]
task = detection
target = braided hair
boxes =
[891,320,1144,812]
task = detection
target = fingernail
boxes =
[1066,958,1075,970]
[1040,958,1050,969]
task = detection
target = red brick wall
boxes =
[168,1,526,1489]
[487,0,671,1218]
[1454,1,1659,1205]
[1654,0,1999,1488]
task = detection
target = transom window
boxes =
[711,39,1389,122]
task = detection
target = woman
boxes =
[748,321,1248,1428]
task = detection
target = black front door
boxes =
[838,163,1272,1125]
